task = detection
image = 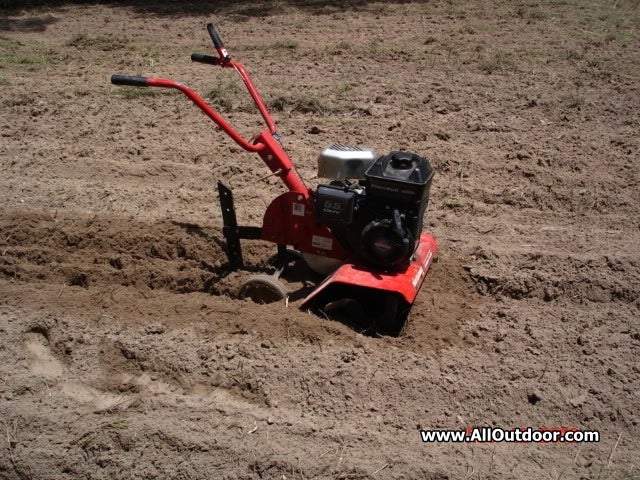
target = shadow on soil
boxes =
[0,14,58,32]
[1,0,416,17]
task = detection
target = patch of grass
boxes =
[268,93,328,114]
[65,33,128,51]
[478,51,517,74]
[443,199,475,212]
[517,47,542,58]
[568,29,600,39]
[570,27,638,43]
[562,93,585,109]
[3,94,36,107]
[441,42,463,60]
[605,31,637,43]
[241,39,300,53]
[0,35,22,52]
[329,40,351,54]
[205,79,242,112]
[293,95,326,114]
[583,57,616,78]
[0,75,8,86]
[271,39,298,50]
[459,25,476,35]
[103,420,128,430]
[269,95,288,112]
[558,48,584,62]
[332,81,352,96]
[367,39,388,55]
[514,5,547,21]
[0,53,51,71]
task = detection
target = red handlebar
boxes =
[144,77,264,153]
[124,76,309,196]
[111,24,311,198]
[231,62,277,135]
[113,56,278,150]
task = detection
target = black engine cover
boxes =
[315,151,434,270]
[365,151,434,207]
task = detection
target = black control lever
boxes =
[207,23,229,61]
[207,23,224,49]
[191,53,220,65]
[111,75,148,87]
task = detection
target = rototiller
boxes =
[111,24,437,334]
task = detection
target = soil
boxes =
[0,1,639,479]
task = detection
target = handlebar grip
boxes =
[207,23,224,49]
[111,75,148,87]
[191,53,220,65]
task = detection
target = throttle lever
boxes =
[191,53,220,65]
[207,23,229,61]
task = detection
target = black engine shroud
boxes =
[315,151,435,269]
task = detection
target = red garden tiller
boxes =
[111,23,437,335]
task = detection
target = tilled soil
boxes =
[0,1,639,479]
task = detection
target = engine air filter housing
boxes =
[364,151,434,206]
[317,143,376,180]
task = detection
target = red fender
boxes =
[301,232,438,308]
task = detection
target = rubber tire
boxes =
[238,274,287,304]
[266,248,303,269]
[373,294,408,337]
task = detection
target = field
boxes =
[0,1,639,478]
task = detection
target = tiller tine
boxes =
[301,233,437,335]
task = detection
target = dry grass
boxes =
[65,33,129,51]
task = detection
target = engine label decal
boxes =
[412,250,433,288]
[292,203,305,216]
[412,267,425,288]
[311,235,333,250]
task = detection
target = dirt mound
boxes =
[470,249,640,305]
[0,207,480,353]
[0,208,225,293]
